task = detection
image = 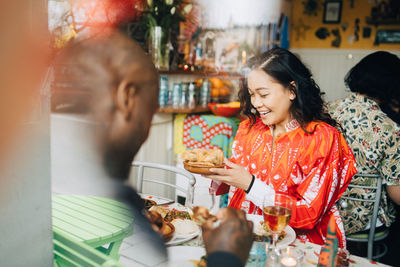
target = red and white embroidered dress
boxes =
[212,118,356,248]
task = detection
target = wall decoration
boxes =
[354,18,360,41]
[315,27,330,39]
[292,18,311,40]
[302,0,319,16]
[341,22,348,31]
[362,27,372,38]
[331,28,341,47]
[291,0,400,49]
[323,1,342,24]
[368,0,400,25]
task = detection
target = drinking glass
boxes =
[185,186,216,213]
[278,247,304,267]
[262,193,293,264]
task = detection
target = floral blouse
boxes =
[213,118,356,247]
[328,93,400,234]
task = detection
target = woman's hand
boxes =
[206,158,253,191]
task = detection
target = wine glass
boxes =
[262,193,293,263]
[186,186,216,213]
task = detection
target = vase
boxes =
[149,26,170,70]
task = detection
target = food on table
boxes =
[192,206,216,225]
[146,210,175,241]
[149,206,170,218]
[189,255,207,267]
[171,219,199,235]
[254,220,286,241]
[147,210,164,228]
[164,208,192,222]
[143,199,157,210]
[147,204,200,240]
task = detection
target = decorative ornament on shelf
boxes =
[292,18,311,41]
[141,0,193,70]
[302,0,319,16]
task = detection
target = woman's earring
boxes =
[251,108,256,114]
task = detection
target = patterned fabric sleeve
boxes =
[289,126,356,230]
[211,120,251,195]
[380,129,400,186]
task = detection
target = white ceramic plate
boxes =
[167,246,206,267]
[247,214,296,249]
[166,227,200,246]
[139,193,175,205]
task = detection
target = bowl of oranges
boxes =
[208,101,241,117]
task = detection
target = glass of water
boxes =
[186,186,216,213]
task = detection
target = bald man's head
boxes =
[54,31,160,179]
[54,31,158,114]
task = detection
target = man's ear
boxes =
[289,81,296,101]
[115,79,137,120]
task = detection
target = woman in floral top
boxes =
[206,48,357,248]
[328,51,400,235]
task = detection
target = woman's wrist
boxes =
[245,175,255,193]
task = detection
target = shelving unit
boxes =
[157,106,210,114]
[158,70,244,79]
[366,17,400,25]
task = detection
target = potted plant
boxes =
[141,0,192,70]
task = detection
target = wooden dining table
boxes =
[52,194,134,260]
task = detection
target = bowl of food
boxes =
[146,210,176,242]
[160,222,175,242]
[183,161,225,175]
[208,101,241,117]
[143,199,157,210]
[181,149,225,175]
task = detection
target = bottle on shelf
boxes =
[199,79,211,107]
[187,82,196,109]
[158,76,169,108]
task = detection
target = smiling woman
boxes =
[206,47,357,249]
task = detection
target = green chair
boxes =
[53,228,125,267]
[340,173,389,261]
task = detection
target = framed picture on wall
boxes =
[323,1,342,24]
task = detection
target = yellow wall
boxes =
[291,0,400,49]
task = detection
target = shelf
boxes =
[366,17,400,25]
[158,70,243,79]
[157,106,210,114]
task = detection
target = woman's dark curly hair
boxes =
[239,47,338,132]
[345,51,400,124]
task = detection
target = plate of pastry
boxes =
[182,149,225,175]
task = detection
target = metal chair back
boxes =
[340,173,389,260]
[131,161,196,202]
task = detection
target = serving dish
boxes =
[183,161,225,175]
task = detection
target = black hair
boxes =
[345,51,400,124]
[239,47,338,132]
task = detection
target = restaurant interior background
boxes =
[1,0,399,266]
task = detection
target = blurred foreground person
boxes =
[54,31,253,266]
[328,51,400,235]
[0,2,52,265]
